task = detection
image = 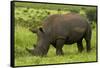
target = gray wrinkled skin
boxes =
[26,13,92,56]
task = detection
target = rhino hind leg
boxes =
[84,36,91,52]
[56,39,64,55]
[86,39,91,52]
[77,39,84,52]
[84,27,91,52]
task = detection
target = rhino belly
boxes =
[65,30,85,44]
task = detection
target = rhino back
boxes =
[42,13,89,41]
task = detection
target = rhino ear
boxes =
[39,27,44,33]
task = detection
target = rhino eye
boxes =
[39,27,44,33]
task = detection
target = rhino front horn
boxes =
[26,48,32,53]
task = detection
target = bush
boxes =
[85,7,97,22]
[69,8,80,13]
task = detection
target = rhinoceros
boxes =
[26,13,92,56]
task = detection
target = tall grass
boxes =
[15,26,97,66]
[15,25,37,57]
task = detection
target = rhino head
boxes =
[26,27,50,56]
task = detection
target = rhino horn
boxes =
[26,48,32,53]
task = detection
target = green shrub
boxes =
[85,7,97,22]
[69,8,80,13]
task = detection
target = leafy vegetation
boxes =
[85,7,97,22]
[14,2,97,66]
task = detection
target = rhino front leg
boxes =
[84,27,91,52]
[56,39,64,55]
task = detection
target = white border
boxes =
[0,0,99,68]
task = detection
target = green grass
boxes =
[14,2,97,66]
[15,2,95,11]
[15,26,97,66]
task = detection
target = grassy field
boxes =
[15,26,97,66]
[14,2,97,66]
